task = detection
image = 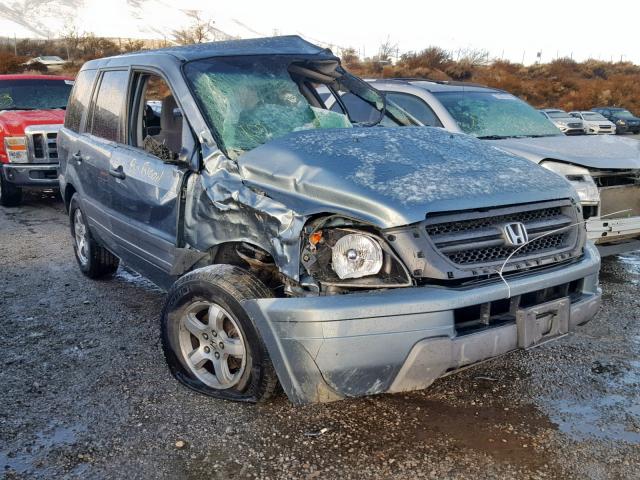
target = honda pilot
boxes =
[58,37,601,404]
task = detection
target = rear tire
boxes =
[69,194,119,278]
[0,175,22,207]
[161,264,279,403]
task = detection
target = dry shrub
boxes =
[0,52,27,74]
[349,45,640,113]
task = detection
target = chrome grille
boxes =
[425,201,580,268]
[25,125,60,163]
[568,123,582,128]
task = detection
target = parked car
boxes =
[569,111,616,135]
[58,37,601,405]
[539,109,584,135]
[0,74,74,206]
[592,107,640,134]
[25,56,67,71]
[340,79,640,256]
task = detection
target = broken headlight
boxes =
[301,227,412,289]
[541,161,600,205]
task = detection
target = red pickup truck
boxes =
[0,74,74,206]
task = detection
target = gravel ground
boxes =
[1,193,639,480]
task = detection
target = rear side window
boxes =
[65,70,97,132]
[385,92,442,127]
[89,70,129,142]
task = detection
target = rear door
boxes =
[58,69,98,209]
[105,70,193,284]
[77,69,130,250]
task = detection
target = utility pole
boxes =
[13,33,17,56]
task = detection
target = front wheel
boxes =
[0,175,22,207]
[161,265,279,403]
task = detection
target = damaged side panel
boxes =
[183,152,307,280]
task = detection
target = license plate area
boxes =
[516,297,570,349]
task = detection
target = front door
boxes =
[105,71,192,285]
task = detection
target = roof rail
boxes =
[369,77,488,88]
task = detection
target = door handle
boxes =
[109,165,126,180]
[72,151,83,163]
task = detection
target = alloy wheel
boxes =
[178,301,247,389]
[73,209,89,266]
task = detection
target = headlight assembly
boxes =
[541,160,600,205]
[331,233,383,279]
[4,136,28,163]
[301,226,411,289]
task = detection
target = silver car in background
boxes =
[326,79,640,256]
[540,109,585,135]
[569,111,616,135]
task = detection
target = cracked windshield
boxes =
[185,57,352,159]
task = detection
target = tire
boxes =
[0,174,22,207]
[161,264,279,403]
[69,194,119,278]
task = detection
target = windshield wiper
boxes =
[476,135,512,140]
[524,134,560,138]
[0,106,39,111]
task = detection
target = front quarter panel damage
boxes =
[183,151,307,280]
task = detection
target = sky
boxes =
[104,0,640,63]
[4,0,640,64]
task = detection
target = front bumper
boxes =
[243,243,601,405]
[585,126,615,135]
[1,163,59,188]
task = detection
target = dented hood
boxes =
[237,127,573,228]
[493,134,640,170]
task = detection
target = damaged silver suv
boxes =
[58,36,601,405]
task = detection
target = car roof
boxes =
[83,35,336,69]
[0,74,74,81]
[540,108,566,113]
[367,78,504,94]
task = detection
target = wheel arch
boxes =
[188,241,284,296]
[63,183,77,213]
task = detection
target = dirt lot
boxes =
[1,193,639,480]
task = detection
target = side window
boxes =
[330,92,381,124]
[65,70,97,133]
[385,92,442,127]
[89,70,129,142]
[129,73,183,161]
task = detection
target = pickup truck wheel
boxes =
[69,194,119,278]
[161,265,278,403]
[0,175,22,207]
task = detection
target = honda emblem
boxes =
[502,222,529,247]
